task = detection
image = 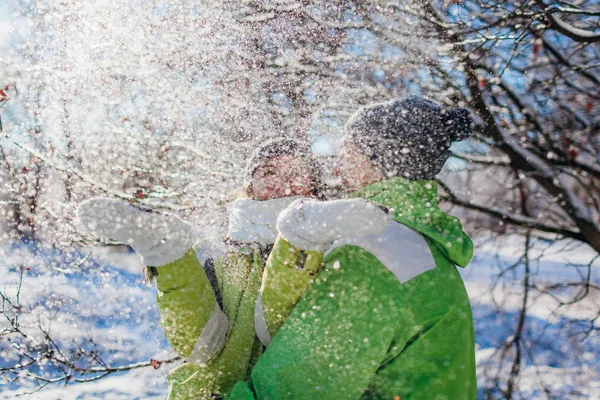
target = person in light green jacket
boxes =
[231,96,476,400]
[78,138,325,399]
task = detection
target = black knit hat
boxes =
[245,138,314,181]
[343,96,472,180]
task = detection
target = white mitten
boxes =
[276,198,391,251]
[77,198,196,267]
[226,196,307,246]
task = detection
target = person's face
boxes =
[250,155,314,201]
[335,141,384,192]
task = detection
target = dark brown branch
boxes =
[437,181,584,241]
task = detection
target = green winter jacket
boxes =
[154,238,323,398]
[229,177,476,400]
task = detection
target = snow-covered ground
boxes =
[465,238,600,399]
[1,238,598,399]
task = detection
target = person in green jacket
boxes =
[78,138,325,399]
[231,96,476,400]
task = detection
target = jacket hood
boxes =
[347,177,473,267]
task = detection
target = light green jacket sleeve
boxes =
[258,236,323,339]
[154,249,221,358]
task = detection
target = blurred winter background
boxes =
[0,1,599,399]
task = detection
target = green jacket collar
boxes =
[347,177,438,205]
[347,177,473,268]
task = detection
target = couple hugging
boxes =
[78,96,476,400]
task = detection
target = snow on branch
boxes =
[536,0,600,42]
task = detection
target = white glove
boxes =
[276,198,391,251]
[226,196,306,246]
[77,198,195,267]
